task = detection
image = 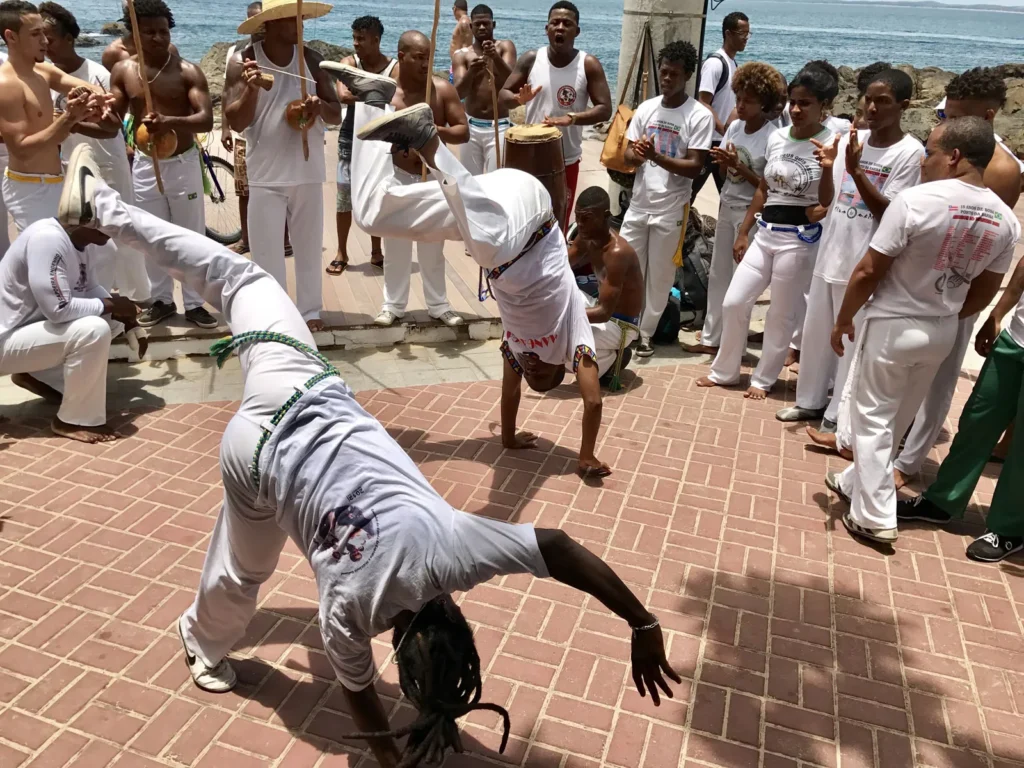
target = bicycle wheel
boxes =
[203,155,243,245]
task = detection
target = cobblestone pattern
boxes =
[0,364,1021,768]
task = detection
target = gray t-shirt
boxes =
[259,381,549,691]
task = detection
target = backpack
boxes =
[697,52,729,99]
[652,211,715,343]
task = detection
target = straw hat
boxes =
[238,0,332,34]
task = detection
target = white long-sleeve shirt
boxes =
[0,219,107,340]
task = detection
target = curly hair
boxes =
[352,15,383,37]
[123,0,174,29]
[856,61,891,95]
[945,66,1006,108]
[732,62,784,111]
[804,59,840,102]
[346,598,511,768]
[657,39,697,75]
[38,1,78,38]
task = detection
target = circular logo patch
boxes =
[315,504,379,574]
[557,84,577,108]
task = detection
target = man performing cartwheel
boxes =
[59,143,680,768]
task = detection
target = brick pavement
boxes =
[0,362,1022,768]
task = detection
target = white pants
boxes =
[86,180,323,668]
[795,276,861,423]
[700,205,749,347]
[790,283,810,351]
[619,207,686,338]
[835,315,958,530]
[593,318,639,376]
[134,148,206,310]
[461,120,510,176]
[90,155,151,303]
[709,224,818,390]
[2,173,63,233]
[0,315,111,426]
[248,183,324,322]
[382,169,451,317]
[893,314,976,476]
[0,155,10,255]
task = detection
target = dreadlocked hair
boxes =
[346,598,511,768]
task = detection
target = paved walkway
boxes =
[1,356,1021,768]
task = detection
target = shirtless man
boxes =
[569,186,643,388]
[499,0,612,224]
[109,0,219,329]
[328,15,396,275]
[0,0,112,232]
[326,31,467,328]
[101,2,178,71]
[448,0,473,82]
[451,3,516,175]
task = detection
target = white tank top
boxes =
[245,42,326,187]
[525,48,589,165]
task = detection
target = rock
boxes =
[1004,78,1024,115]
[77,36,102,48]
[101,21,126,36]
[912,66,953,103]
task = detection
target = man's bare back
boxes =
[573,229,643,320]
[111,54,212,158]
[449,15,472,59]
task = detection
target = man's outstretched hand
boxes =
[631,625,682,706]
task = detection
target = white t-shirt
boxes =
[260,380,549,691]
[1007,291,1024,349]
[815,131,924,284]
[763,126,834,208]
[718,119,773,210]
[825,115,852,136]
[866,179,1019,320]
[626,96,714,216]
[52,58,129,175]
[698,48,736,141]
[0,219,106,341]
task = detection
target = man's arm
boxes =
[500,354,536,449]
[650,147,706,179]
[959,268,1006,319]
[831,247,895,355]
[308,48,342,125]
[0,79,82,154]
[341,686,403,768]
[575,356,607,476]
[36,61,98,95]
[149,63,214,133]
[986,149,1022,209]
[544,55,611,128]
[492,40,517,88]
[27,247,106,324]
[587,249,628,324]
[451,49,482,100]
[70,107,121,140]
[498,51,536,111]
[697,58,726,136]
[224,50,261,133]
[436,80,468,145]
[535,528,680,704]
[976,255,1024,355]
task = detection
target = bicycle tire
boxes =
[203,155,243,245]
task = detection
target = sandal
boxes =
[370,249,384,269]
[228,241,249,254]
[326,258,348,275]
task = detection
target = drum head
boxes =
[505,123,563,143]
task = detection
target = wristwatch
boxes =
[567,112,578,125]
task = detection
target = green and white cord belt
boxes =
[209,331,339,488]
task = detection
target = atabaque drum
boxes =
[503,124,568,231]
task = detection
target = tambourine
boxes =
[134,123,178,159]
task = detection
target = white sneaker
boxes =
[433,310,463,327]
[374,309,399,327]
[178,616,237,693]
[59,144,102,228]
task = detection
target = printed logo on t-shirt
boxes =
[644,120,682,161]
[766,152,818,198]
[557,85,578,108]
[726,145,755,184]
[836,162,891,219]
[315,493,379,573]
[932,204,1006,293]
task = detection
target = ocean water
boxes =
[74,0,1024,91]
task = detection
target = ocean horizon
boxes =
[72,0,1024,92]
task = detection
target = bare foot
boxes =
[306,319,325,333]
[745,386,769,400]
[893,468,914,491]
[806,426,854,460]
[784,348,800,367]
[790,361,800,376]
[748,331,765,343]
[228,240,249,255]
[682,342,719,355]
[12,373,62,404]
[696,376,720,388]
[51,417,118,443]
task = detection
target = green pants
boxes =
[924,330,1024,535]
